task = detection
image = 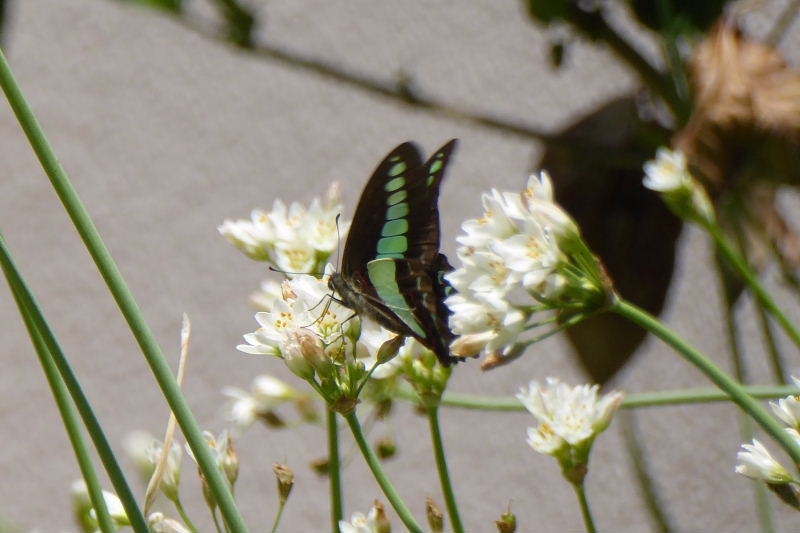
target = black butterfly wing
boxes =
[341,139,458,274]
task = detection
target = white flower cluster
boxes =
[339,500,391,533]
[222,374,299,430]
[643,147,714,226]
[237,267,420,399]
[516,377,623,458]
[218,182,349,275]
[445,171,609,359]
[735,377,800,485]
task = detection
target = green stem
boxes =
[327,409,343,533]
[612,298,800,465]
[620,412,673,533]
[708,223,800,351]
[572,482,597,533]
[0,47,249,533]
[271,500,287,533]
[343,411,423,533]
[755,298,787,385]
[395,385,800,412]
[426,406,464,533]
[174,498,199,533]
[0,233,147,532]
[11,294,116,533]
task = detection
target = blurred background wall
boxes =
[1,0,799,531]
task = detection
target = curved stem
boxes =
[426,406,464,533]
[572,482,597,533]
[327,409,343,533]
[174,498,199,533]
[343,411,423,533]
[612,298,800,465]
[0,47,248,533]
[709,222,800,351]
[395,385,800,412]
[270,500,286,533]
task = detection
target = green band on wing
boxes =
[381,218,408,237]
[429,158,443,174]
[367,258,425,337]
[386,202,409,220]
[387,190,408,205]
[389,161,407,177]
[385,177,405,192]
[377,235,407,255]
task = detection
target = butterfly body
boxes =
[329,140,460,366]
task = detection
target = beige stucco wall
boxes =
[1,1,800,531]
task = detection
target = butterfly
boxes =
[328,140,461,366]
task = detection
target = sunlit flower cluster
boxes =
[218,182,349,275]
[643,147,715,226]
[445,171,611,359]
[735,377,800,488]
[517,378,623,460]
[237,268,429,410]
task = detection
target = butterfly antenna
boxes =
[268,266,325,277]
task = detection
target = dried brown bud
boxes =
[425,497,444,533]
[373,500,392,533]
[272,463,294,503]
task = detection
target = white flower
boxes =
[71,480,130,529]
[516,378,623,455]
[145,439,182,501]
[339,501,389,533]
[223,375,298,429]
[642,147,715,225]
[735,439,793,483]
[770,376,800,429]
[220,183,348,274]
[148,512,191,533]
[445,292,525,356]
[185,431,238,486]
[643,148,691,192]
[248,279,284,312]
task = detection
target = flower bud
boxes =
[373,500,392,533]
[450,331,492,358]
[426,497,444,532]
[272,463,294,504]
[221,433,239,487]
[376,437,397,460]
[148,512,191,533]
[495,505,516,533]
[377,335,405,364]
[295,329,334,377]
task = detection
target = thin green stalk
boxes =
[11,295,116,533]
[717,258,775,533]
[0,48,249,533]
[425,406,464,533]
[708,223,800,351]
[755,299,787,385]
[394,385,800,412]
[0,233,147,532]
[327,409,343,533]
[612,298,800,465]
[174,498,199,533]
[572,482,596,533]
[270,499,287,533]
[343,411,423,533]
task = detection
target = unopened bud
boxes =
[425,497,444,533]
[377,335,405,364]
[272,463,294,504]
[376,437,397,460]
[450,331,492,358]
[222,433,239,487]
[495,504,516,533]
[296,329,334,377]
[148,512,191,533]
[281,280,296,301]
[373,500,391,533]
[310,457,329,476]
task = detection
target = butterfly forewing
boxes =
[333,139,461,366]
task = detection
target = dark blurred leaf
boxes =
[0,0,8,47]
[213,0,256,48]
[123,0,183,14]
[538,96,681,384]
[525,0,570,24]
[630,0,730,34]
[548,39,566,69]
